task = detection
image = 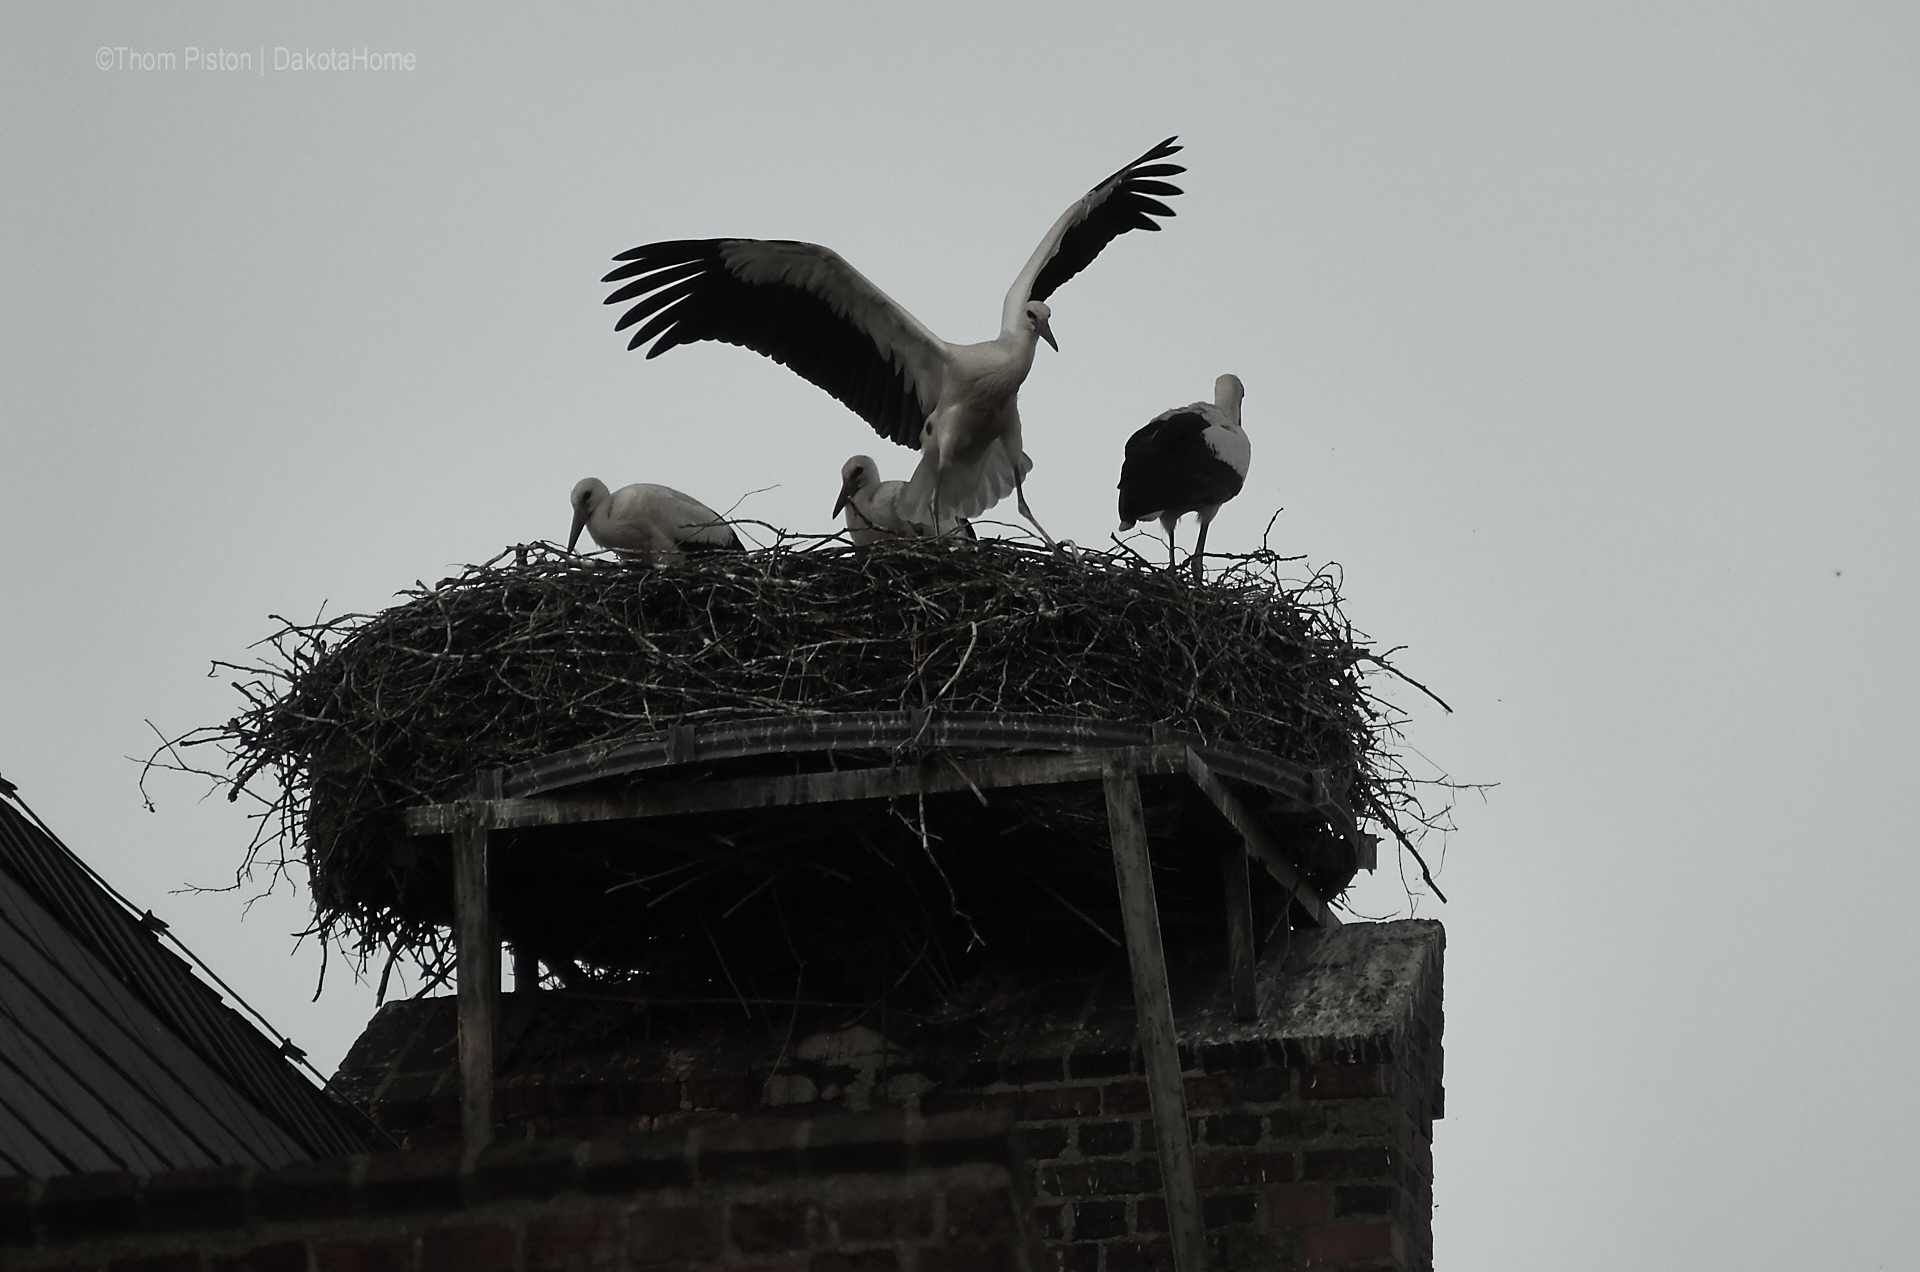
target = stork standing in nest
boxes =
[602,138,1186,546]
[1116,374,1250,580]
[567,479,742,565]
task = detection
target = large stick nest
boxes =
[179,535,1444,1009]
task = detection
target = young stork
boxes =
[602,138,1186,545]
[1116,374,1250,581]
[567,479,742,565]
[833,455,972,545]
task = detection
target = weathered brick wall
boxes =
[334,920,1444,1271]
[0,1111,1041,1272]
[933,1031,1438,1270]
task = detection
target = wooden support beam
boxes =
[512,945,540,993]
[1184,748,1341,930]
[1222,843,1258,1023]
[1103,760,1207,1272]
[406,745,1194,837]
[453,769,501,1161]
[500,709,1321,805]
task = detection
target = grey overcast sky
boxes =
[4,3,1917,1266]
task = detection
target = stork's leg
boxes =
[903,441,943,540]
[1190,513,1215,583]
[1161,515,1179,572]
[1013,463,1058,550]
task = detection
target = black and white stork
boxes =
[1116,374,1250,580]
[602,139,1186,545]
[833,455,972,545]
[567,479,742,565]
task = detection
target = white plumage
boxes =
[832,454,970,545]
[832,454,918,545]
[567,478,742,565]
[1116,374,1251,580]
[603,139,1186,545]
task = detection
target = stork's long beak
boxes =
[1036,314,1059,352]
[567,506,588,555]
[831,478,855,518]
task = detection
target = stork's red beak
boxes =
[1036,314,1059,352]
[831,478,855,519]
[567,506,588,554]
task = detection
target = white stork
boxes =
[832,455,972,545]
[602,138,1186,545]
[1116,374,1250,580]
[567,479,742,565]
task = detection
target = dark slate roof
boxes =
[0,791,374,1176]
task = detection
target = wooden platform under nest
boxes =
[401,709,1371,991]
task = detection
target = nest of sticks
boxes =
[172,533,1448,1010]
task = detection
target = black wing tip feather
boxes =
[1087,138,1185,196]
[602,239,725,285]
[599,237,930,447]
[1027,136,1191,304]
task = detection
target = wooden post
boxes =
[1222,844,1258,1023]
[1103,759,1207,1272]
[453,770,501,1160]
[512,946,540,992]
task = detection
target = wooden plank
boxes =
[407,746,1194,836]
[1222,843,1258,1023]
[500,710,1324,809]
[1184,748,1341,930]
[453,770,500,1160]
[500,709,1320,800]
[1102,760,1206,1272]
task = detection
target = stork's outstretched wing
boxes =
[1003,137,1186,329]
[603,239,949,449]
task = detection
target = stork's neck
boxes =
[977,323,1041,395]
[1214,375,1245,425]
